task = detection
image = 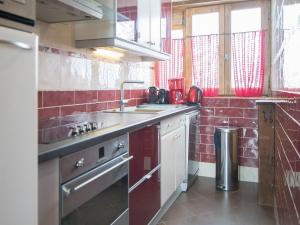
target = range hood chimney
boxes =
[36,0,104,23]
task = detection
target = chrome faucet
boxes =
[120,80,144,112]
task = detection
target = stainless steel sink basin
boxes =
[104,104,183,114]
[104,107,163,114]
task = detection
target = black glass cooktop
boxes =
[38,112,120,144]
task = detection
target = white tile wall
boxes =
[36,21,155,91]
[38,51,154,90]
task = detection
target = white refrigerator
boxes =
[0,26,38,225]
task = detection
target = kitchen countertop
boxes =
[39,105,199,163]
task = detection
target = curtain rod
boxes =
[171,29,269,40]
[172,0,255,8]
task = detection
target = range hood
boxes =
[36,0,170,61]
[74,20,170,61]
[36,0,106,23]
[76,37,170,61]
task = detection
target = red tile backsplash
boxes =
[214,107,244,117]
[43,91,74,107]
[229,98,256,108]
[272,91,300,225]
[38,89,146,119]
[38,91,43,108]
[201,97,230,107]
[38,107,60,120]
[75,91,98,104]
[243,109,258,118]
[61,105,86,116]
[201,153,216,163]
[229,118,258,128]
[86,102,107,112]
[39,94,259,168]
[98,90,116,102]
[198,97,259,168]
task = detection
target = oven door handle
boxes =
[73,155,133,192]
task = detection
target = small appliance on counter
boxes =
[169,78,185,104]
[187,86,202,105]
[158,89,169,104]
[147,86,159,104]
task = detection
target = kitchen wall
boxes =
[271,0,300,223]
[193,97,259,181]
[273,95,300,225]
[198,97,258,167]
[37,21,260,181]
[36,22,154,119]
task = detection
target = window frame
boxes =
[182,0,270,96]
[186,5,225,95]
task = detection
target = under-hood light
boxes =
[93,48,124,59]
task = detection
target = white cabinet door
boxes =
[174,126,186,189]
[150,0,161,50]
[160,129,176,206]
[137,0,151,47]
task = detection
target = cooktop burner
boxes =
[38,112,121,144]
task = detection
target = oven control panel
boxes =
[60,134,129,183]
[69,121,99,137]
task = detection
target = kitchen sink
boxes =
[104,104,183,114]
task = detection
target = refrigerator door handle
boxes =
[0,39,32,50]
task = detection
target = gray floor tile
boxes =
[159,177,275,225]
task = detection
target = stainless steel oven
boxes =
[60,134,131,225]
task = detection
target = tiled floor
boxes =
[158,177,275,225]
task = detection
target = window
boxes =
[192,12,219,35]
[231,8,261,33]
[156,29,185,89]
[172,29,183,39]
[185,1,269,96]
[191,11,220,96]
[282,3,300,89]
[231,8,263,95]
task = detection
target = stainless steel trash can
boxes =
[214,127,239,191]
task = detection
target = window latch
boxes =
[225,53,230,61]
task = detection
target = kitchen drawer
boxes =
[129,125,159,187]
[60,134,128,183]
[129,169,160,225]
[160,114,185,136]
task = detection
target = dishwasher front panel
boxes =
[183,111,200,191]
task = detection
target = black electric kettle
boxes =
[158,89,169,104]
[147,86,159,103]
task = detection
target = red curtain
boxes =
[161,1,172,54]
[191,35,219,96]
[232,31,265,97]
[155,39,185,89]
